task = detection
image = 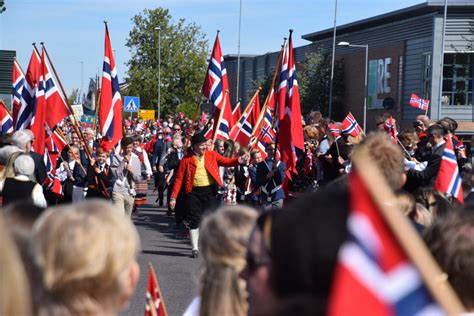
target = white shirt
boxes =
[182,297,200,316]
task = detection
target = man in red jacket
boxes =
[169,132,248,258]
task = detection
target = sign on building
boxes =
[124,96,140,112]
[368,57,392,110]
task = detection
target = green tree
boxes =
[125,8,208,116]
[250,74,274,106]
[299,50,345,119]
[69,88,79,105]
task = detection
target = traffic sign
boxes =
[124,96,140,112]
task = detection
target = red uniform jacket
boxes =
[171,151,239,199]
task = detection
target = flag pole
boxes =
[228,87,261,140]
[351,147,465,314]
[251,44,285,140]
[148,262,169,316]
[211,89,229,150]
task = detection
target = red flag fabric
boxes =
[327,170,443,315]
[276,32,304,176]
[383,117,398,143]
[99,24,123,151]
[329,123,341,139]
[12,59,25,129]
[30,49,46,155]
[0,101,14,134]
[342,112,363,138]
[409,94,429,111]
[232,100,241,126]
[434,136,464,203]
[202,33,233,139]
[145,268,166,316]
[42,52,70,129]
[229,92,260,147]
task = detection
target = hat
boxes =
[191,132,207,146]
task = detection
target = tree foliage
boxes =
[125,8,208,116]
[250,74,274,106]
[299,50,345,119]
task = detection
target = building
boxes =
[0,50,15,108]
[226,0,474,133]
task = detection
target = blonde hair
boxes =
[0,214,32,316]
[32,200,140,315]
[199,206,258,316]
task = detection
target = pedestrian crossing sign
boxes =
[124,96,140,112]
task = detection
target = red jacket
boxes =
[171,151,239,199]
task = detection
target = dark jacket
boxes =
[407,142,445,189]
[256,159,286,202]
[29,151,47,185]
[86,163,114,199]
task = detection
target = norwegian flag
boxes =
[327,170,443,316]
[41,48,70,129]
[0,100,14,134]
[384,117,398,142]
[409,94,429,111]
[145,266,167,316]
[342,112,363,137]
[259,107,276,144]
[99,23,123,151]
[452,135,467,158]
[43,148,63,196]
[276,31,304,176]
[232,100,241,125]
[329,123,341,138]
[30,48,47,155]
[15,49,41,131]
[229,92,260,147]
[12,59,25,129]
[201,33,234,140]
[434,137,464,204]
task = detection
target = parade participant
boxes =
[407,124,446,190]
[214,139,226,203]
[320,129,350,184]
[32,200,140,316]
[235,148,251,204]
[151,129,166,207]
[247,149,263,206]
[0,154,47,208]
[163,138,185,222]
[83,127,99,154]
[86,147,114,199]
[110,137,141,216]
[11,130,47,185]
[169,132,248,258]
[256,142,286,209]
[183,206,257,316]
[132,135,152,209]
[56,145,88,203]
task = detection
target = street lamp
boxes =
[155,26,161,122]
[338,41,368,132]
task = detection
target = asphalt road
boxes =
[120,190,199,316]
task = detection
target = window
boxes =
[442,53,473,106]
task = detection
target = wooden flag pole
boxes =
[148,262,169,316]
[228,87,261,140]
[251,43,285,139]
[351,147,465,314]
[210,89,229,150]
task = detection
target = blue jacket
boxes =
[256,159,286,202]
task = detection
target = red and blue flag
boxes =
[434,136,463,204]
[342,112,363,137]
[409,94,429,111]
[0,100,13,134]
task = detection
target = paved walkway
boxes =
[120,190,199,316]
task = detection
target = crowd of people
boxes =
[0,109,473,315]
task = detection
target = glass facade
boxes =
[442,53,474,106]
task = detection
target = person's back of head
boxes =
[11,130,32,151]
[414,188,450,219]
[199,205,258,316]
[0,213,32,316]
[0,145,21,166]
[352,132,405,191]
[424,206,474,310]
[32,200,140,316]
[13,154,35,178]
[270,185,349,314]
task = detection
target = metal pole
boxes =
[235,0,243,104]
[364,45,368,132]
[156,27,161,122]
[80,61,84,102]
[328,0,338,119]
[437,0,448,120]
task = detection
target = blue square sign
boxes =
[124,96,140,113]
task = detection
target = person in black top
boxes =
[86,148,114,199]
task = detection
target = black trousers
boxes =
[185,186,216,229]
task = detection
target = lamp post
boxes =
[80,61,84,102]
[338,41,368,132]
[155,26,161,122]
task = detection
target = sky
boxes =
[0,0,424,96]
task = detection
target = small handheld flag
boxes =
[342,112,363,137]
[434,136,464,204]
[409,94,429,111]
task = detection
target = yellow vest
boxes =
[193,155,215,187]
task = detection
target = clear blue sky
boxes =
[0,0,423,95]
